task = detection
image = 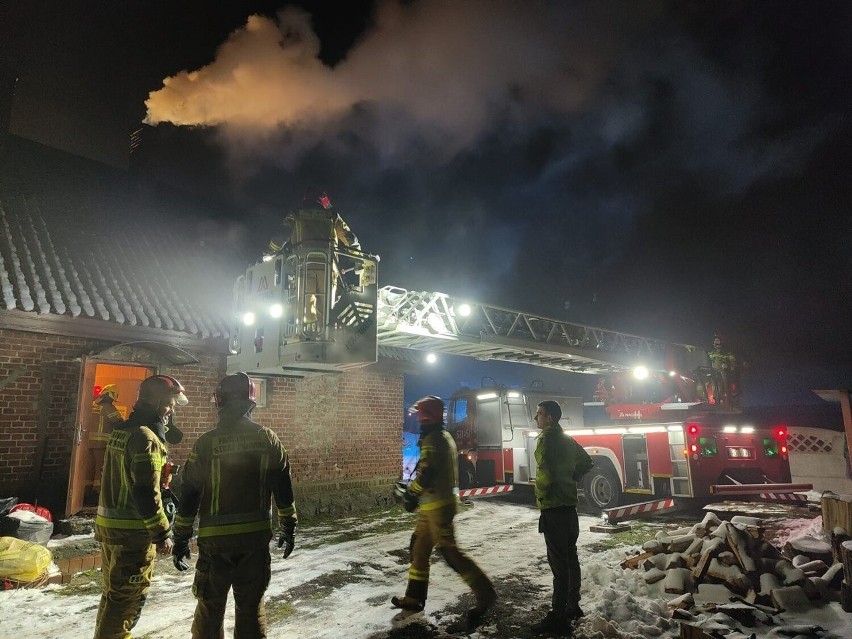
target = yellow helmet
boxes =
[96,384,119,403]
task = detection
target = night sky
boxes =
[2,1,850,405]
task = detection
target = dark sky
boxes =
[2,1,850,404]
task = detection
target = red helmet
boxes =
[137,375,188,408]
[215,372,256,409]
[411,395,444,425]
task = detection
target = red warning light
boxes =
[93,384,103,398]
[780,445,788,455]
[775,427,787,439]
[687,423,700,436]
[690,443,698,453]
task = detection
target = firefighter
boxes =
[172,372,297,639]
[90,385,125,493]
[93,374,189,639]
[392,396,497,628]
[707,335,737,407]
[531,400,594,636]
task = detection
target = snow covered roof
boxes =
[0,137,254,340]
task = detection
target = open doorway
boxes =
[66,362,153,516]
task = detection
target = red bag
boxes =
[9,503,52,522]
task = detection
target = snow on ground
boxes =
[1,497,850,638]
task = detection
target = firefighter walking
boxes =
[172,372,297,639]
[392,395,496,628]
[93,375,189,639]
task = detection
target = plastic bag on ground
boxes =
[0,536,52,582]
[2,510,54,545]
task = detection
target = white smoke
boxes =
[144,1,639,163]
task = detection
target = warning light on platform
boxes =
[687,423,700,436]
[242,312,256,326]
[775,427,787,439]
[457,303,472,317]
[633,366,649,380]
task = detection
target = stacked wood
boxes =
[619,509,848,623]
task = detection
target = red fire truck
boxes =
[447,379,808,512]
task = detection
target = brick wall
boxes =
[0,327,405,520]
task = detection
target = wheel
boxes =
[584,462,622,510]
[459,459,476,489]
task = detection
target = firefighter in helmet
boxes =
[707,334,737,407]
[392,396,497,629]
[90,384,125,494]
[93,374,189,639]
[173,372,297,639]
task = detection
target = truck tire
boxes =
[584,462,622,510]
[459,458,476,489]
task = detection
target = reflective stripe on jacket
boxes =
[408,425,459,512]
[534,426,593,510]
[174,412,296,547]
[94,414,171,544]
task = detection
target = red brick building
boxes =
[0,136,404,520]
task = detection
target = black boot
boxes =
[391,579,427,612]
[531,610,571,636]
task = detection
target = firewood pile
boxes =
[619,511,850,639]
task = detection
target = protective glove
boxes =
[403,490,420,513]
[173,537,191,571]
[277,523,296,559]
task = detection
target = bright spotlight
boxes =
[269,304,283,318]
[633,366,649,380]
[425,353,438,364]
[242,312,256,326]
[457,303,472,317]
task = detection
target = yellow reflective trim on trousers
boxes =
[95,514,146,529]
[278,506,296,519]
[419,496,457,511]
[175,514,195,529]
[196,519,272,538]
[211,458,220,514]
[408,567,429,582]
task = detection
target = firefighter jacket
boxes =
[174,404,297,548]
[534,425,593,510]
[90,399,124,444]
[407,424,459,512]
[94,407,172,544]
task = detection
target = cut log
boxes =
[841,540,852,584]
[774,559,807,586]
[644,567,666,584]
[770,585,811,612]
[758,571,782,597]
[783,536,833,566]
[668,592,695,610]
[665,567,695,595]
[821,492,852,536]
[669,534,697,553]
[666,553,688,570]
[706,558,752,594]
[726,527,757,573]
[643,553,668,571]
[621,550,655,570]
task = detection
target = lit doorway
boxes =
[66,362,153,516]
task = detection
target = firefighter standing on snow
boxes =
[393,395,497,628]
[532,400,594,636]
[172,372,297,639]
[93,374,189,639]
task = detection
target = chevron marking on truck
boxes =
[604,497,676,523]
[458,485,514,498]
[759,492,808,503]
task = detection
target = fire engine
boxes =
[446,377,808,513]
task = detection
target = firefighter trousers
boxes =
[406,503,493,604]
[540,505,581,614]
[191,543,272,639]
[93,540,156,639]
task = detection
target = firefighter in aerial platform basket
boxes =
[93,374,189,639]
[392,396,497,629]
[707,334,739,408]
[172,372,297,639]
[267,188,362,316]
